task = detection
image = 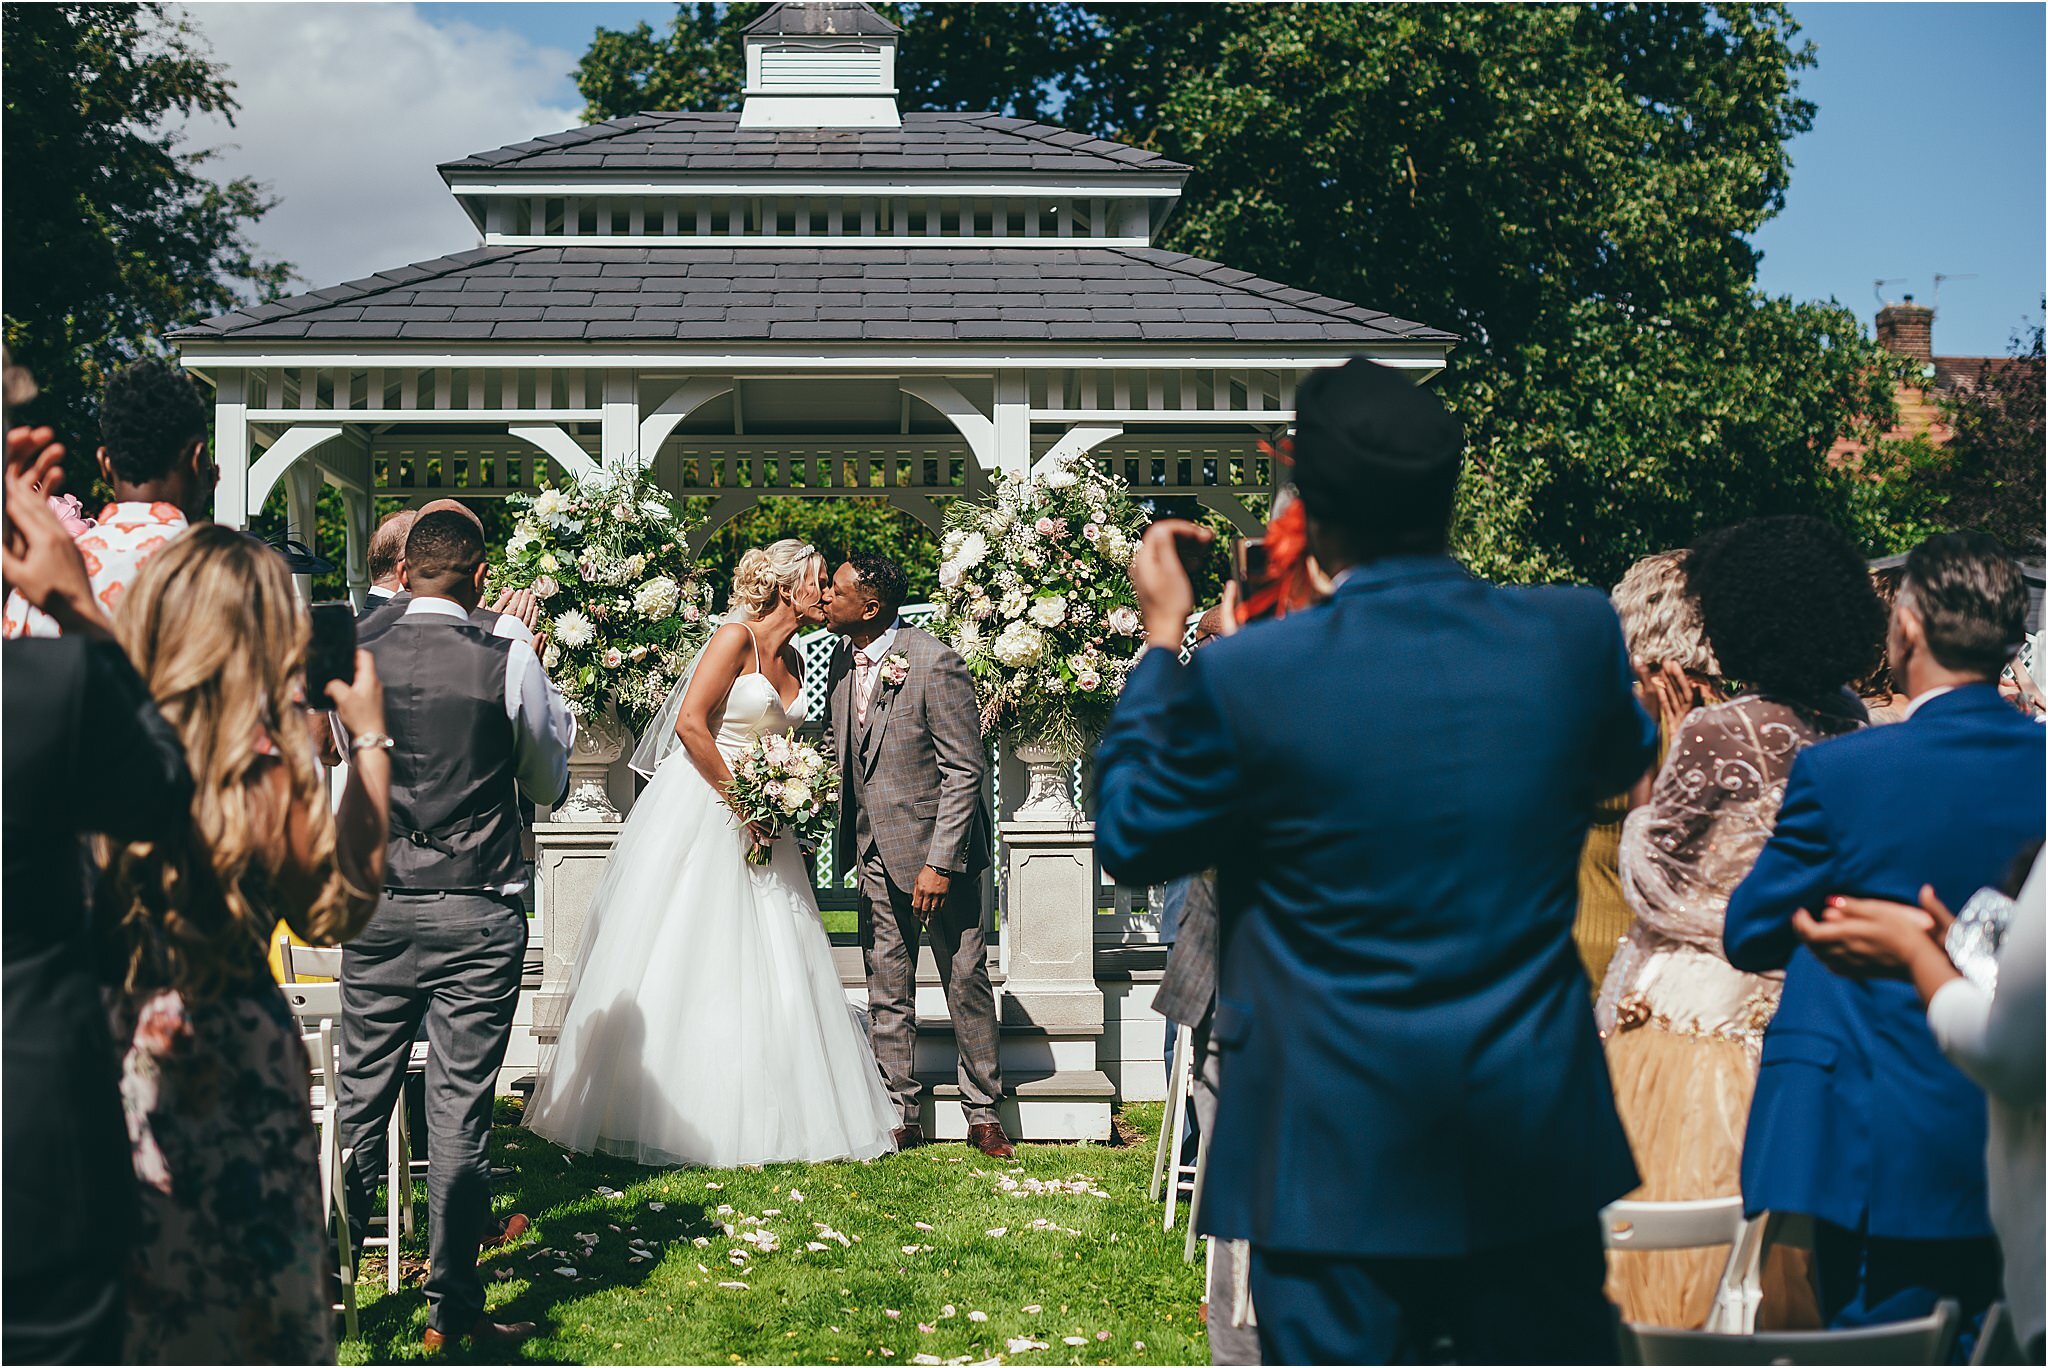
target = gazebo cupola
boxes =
[740,0,902,130]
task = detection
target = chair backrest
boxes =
[283,980,344,1026]
[1623,1300,1960,1366]
[1970,1302,2017,1368]
[1602,1196,1748,1252]
[280,941,343,983]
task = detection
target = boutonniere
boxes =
[879,652,911,689]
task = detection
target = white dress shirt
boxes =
[1900,684,1957,721]
[852,617,905,721]
[365,584,398,604]
[402,596,575,806]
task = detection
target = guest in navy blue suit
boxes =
[1095,358,1659,1365]
[1726,531,2045,1337]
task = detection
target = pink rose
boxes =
[49,494,93,536]
[682,604,701,622]
[1034,517,1057,537]
[1082,522,1101,541]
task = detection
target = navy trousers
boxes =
[1250,1219,1617,1365]
[1813,1221,1999,1358]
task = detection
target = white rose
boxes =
[532,574,560,601]
[538,552,560,573]
[782,780,812,812]
[633,576,681,620]
[506,531,537,559]
[993,621,1046,667]
[603,647,624,669]
[1075,669,1102,692]
[553,609,595,648]
[621,553,648,580]
[1106,606,1142,637]
[938,560,964,589]
[1027,595,1067,629]
[542,642,561,670]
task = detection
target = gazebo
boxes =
[173,0,1455,1138]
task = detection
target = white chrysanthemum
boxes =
[958,620,984,656]
[1027,595,1067,629]
[1106,606,1143,637]
[993,620,1046,667]
[553,609,595,648]
[1042,465,1079,490]
[953,531,989,571]
[633,575,681,620]
[532,574,561,601]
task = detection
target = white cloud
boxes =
[177,3,582,292]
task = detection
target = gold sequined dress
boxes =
[1594,694,1860,1328]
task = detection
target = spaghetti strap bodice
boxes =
[715,626,805,759]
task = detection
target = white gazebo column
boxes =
[211,371,250,527]
[285,464,323,600]
[341,487,372,607]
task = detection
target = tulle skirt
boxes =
[1602,1022,1819,1329]
[524,753,898,1168]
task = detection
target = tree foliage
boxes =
[2,3,289,491]
[577,2,1910,586]
[1930,321,2046,553]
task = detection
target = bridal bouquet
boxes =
[726,733,841,865]
[494,465,714,733]
[932,448,1151,759]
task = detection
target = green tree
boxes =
[2,3,289,493]
[1929,320,2046,553]
[578,2,1905,586]
[684,496,942,604]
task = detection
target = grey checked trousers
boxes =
[857,851,1002,1129]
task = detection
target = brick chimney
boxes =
[1875,296,1935,363]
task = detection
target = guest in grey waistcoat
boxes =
[341,510,573,1352]
[821,552,1011,1159]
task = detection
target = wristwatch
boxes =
[349,731,396,753]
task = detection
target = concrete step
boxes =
[915,1069,1115,1142]
[831,942,1005,988]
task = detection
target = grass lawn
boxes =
[341,1100,1206,1365]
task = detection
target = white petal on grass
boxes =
[806,1241,830,1252]
[648,1202,666,1212]
[1022,1304,1042,1314]
[985,1227,1008,1238]
[1006,1337,1049,1353]
[717,1280,749,1290]
[940,1305,957,1319]
[967,1311,988,1323]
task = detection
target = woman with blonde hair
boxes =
[97,525,390,1363]
[526,539,898,1167]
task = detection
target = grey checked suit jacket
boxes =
[824,624,991,891]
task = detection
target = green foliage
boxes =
[1929,321,2046,553]
[338,1100,1203,1366]
[576,2,1908,586]
[2,3,289,496]
[684,496,943,606]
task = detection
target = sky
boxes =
[178,1,2044,356]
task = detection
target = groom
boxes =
[822,552,1012,1159]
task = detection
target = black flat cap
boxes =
[1290,358,1463,517]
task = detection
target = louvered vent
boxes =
[760,44,884,90]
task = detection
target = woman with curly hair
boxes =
[98,527,390,1362]
[1595,516,1884,1328]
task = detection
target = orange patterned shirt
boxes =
[2,501,190,638]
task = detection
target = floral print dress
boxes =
[110,946,336,1363]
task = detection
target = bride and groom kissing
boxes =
[525,541,1015,1166]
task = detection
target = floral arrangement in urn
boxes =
[495,465,713,737]
[933,449,1150,768]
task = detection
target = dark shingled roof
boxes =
[170,245,1457,347]
[745,1,899,36]
[440,111,1190,177]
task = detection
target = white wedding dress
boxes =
[524,647,898,1167]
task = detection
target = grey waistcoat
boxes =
[362,615,522,890]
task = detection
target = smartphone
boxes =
[1231,537,1271,595]
[306,602,357,709]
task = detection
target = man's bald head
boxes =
[368,509,417,588]
[417,498,484,534]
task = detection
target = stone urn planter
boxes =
[554,700,632,822]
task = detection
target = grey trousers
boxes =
[338,891,526,1335]
[1190,1019,1261,1366]
[858,851,1002,1128]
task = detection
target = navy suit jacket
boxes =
[1095,555,1658,1257]
[1726,684,2045,1240]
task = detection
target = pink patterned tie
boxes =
[854,650,874,725]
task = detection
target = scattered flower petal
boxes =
[884,1308,902,1319]
[1095,1331,1111,1341]
[915,1221,935,1232]
[554,1267,578,1278]
[648,1202,666,1212]
[940,1305,957,1319]
[986,1227,1008,1238]
[1022,1304,1042,1314]
[1063,1337,1087,1346]
[807,1241,830,1252]
[717,1281,749,1290]
[1006,1337,1048,1353]
[918,1323,936,1334]
[967,1311,988,1323]
[790,1189,804,1202]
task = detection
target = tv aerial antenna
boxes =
[1873,278,1907,308]
[1933,273,1976,312]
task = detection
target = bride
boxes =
[525,540,898,1166]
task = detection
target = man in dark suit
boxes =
[1094,358,1657,1364]
[358,508,415,618]
[1726,531,2044,1335]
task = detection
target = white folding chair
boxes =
[1601,1196,1765,1333]
[284,981,357,1340]
[1621,1298,1960,1365]
[283,941,418,1289]
[1150,1024,1198,1226]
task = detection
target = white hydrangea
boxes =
[998,588,1028,619]
[993,621,1046,667]
[633,576,681,620]
[1027,595,1067,629]
[553,609,595,648]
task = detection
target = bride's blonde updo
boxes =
[729,538,823,619]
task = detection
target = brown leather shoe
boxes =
[480,1212,530,1249]
[967,1122,1015,1159]
[891,1124,926,1151]
[422,1319,539,1353]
